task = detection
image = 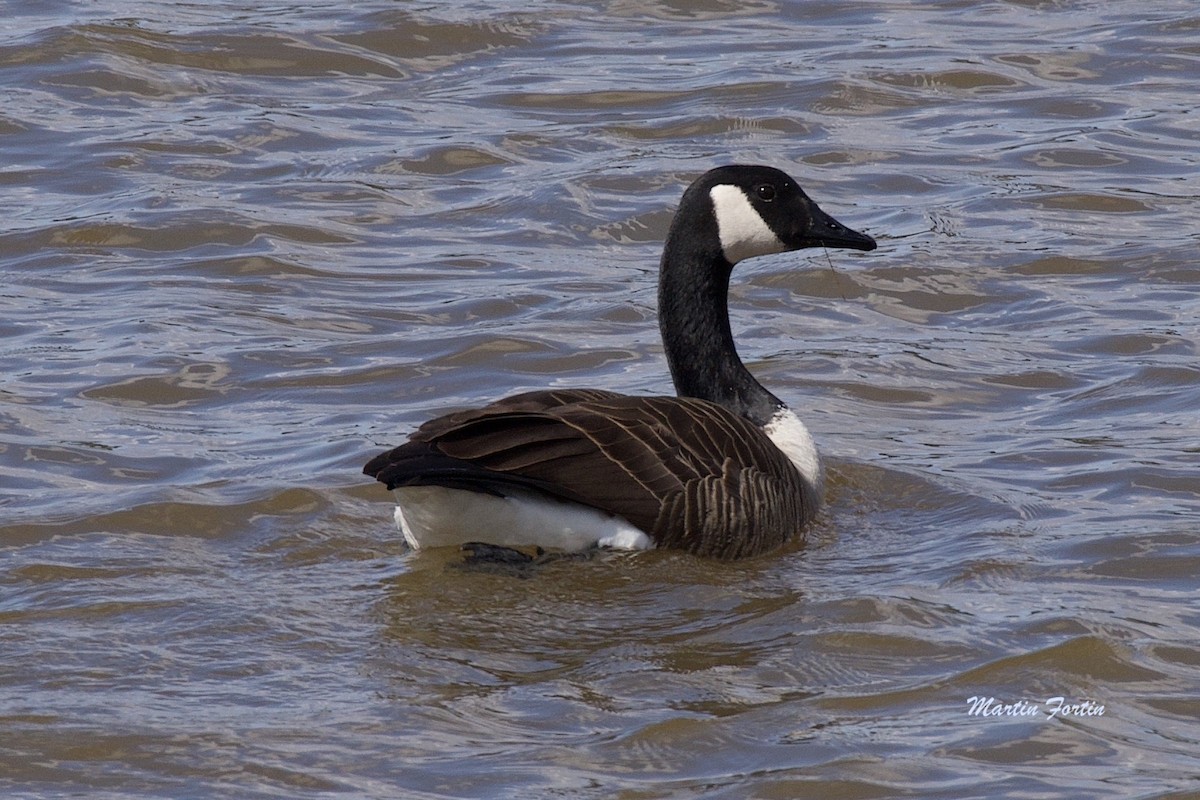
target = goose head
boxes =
[658,165,876,427]
[687,164,877,265]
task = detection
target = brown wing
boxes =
[363,390,814,558]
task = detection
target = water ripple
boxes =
[2,1,1198,797]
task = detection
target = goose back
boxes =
[363,389,817,559]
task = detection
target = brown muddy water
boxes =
[2,2,1198,798]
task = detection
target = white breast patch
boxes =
[763,407,822,490]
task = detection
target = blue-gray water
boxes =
[2,2,1198,798]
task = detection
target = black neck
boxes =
[658,234,784,428]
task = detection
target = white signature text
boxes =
[967,696,1106,720]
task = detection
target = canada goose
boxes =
[364,165,876,559]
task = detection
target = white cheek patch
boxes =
[709,184,786,264]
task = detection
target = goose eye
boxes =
[754,184,777,202]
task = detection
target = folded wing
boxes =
[363,389,812,558]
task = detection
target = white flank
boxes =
[763,407,822,490]
[392,485,653,552]
[709,184,786,264]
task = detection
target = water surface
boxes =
[2,1,1198,798]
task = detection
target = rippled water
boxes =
[2,1,1198,798]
